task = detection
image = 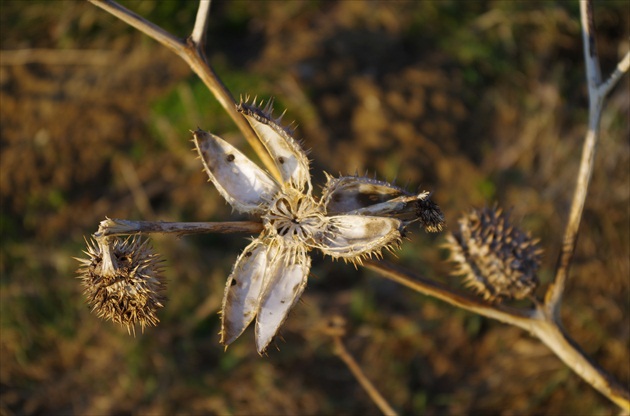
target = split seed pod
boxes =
[194,98,413,353]
[322,173,445,232]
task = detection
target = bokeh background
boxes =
[1,1,628,414]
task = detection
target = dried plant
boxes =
[80,0,629,413]
[192,102,435,353]
[445,206,542,302]
[78,97,440,353]
[76,235,165,335]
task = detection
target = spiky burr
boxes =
[445,206,542,302]
[76,236,166,334]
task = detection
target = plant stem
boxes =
[95,218,263,238]
[366,260,630,410]
[546,0,629,316]
[191,0,212,50]
[87,0,281,181]
[332,335,398,416]
[365,260,535,329]
[529,310,630,411]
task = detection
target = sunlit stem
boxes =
[547,0,630,316]
[96,236,119,277]
[87,0,282,181]
[95,218,263,238]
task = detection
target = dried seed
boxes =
[445,206,541,302]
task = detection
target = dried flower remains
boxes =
[193,98,442,353]
[77,97,443,354]
[76,236,166,335]
[445,206,542,302]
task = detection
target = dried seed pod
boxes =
[315,215,404,265]
[193,128,279,214]
[76,236,166,334]
[322,174,410,215]
[322,173,445,232]
[255,244,310,354]
[238,99,311,192]
[415,197,445,232]
[445,206,542,302]
[220,237,270,346]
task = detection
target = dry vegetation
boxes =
[1,1,628,414]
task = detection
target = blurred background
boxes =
[1,1,628,414]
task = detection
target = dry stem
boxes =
[546,0,630,316]
[95,218,263,238]
[366,261,630,411]
[87,0,281,181]
[324,318,398,416]
[191,0,211,50]
[332,337,398,416]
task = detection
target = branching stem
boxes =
[87,0,281,181]
[366,260,630,411]
[365,260,535,329]
[546,0,630,316]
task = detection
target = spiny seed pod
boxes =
[415,197,445,233]
[321,173,445,233]
[76,236,166,334]
[444,206,542,302]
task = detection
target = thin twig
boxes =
[528,313,630,411]
[365,260,630,410]
[87,0,281,181]
[330,333,398,416]
[546,0,629,315]
[599,51,630,98]
[87,0,184,55]
[365,260,535,330]
[191,0,212,50]
[95,218,263,238]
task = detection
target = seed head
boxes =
[76,236,166,334]
[415,196,445,233]
[445,206,541,302]
[193,99,412,352]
